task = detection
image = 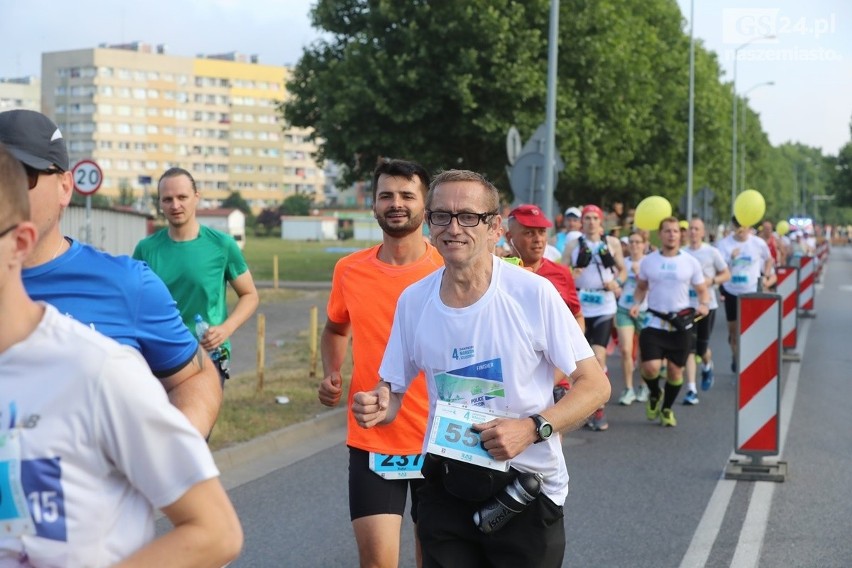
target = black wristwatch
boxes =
[530,414,553,443]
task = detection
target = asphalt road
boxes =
[162,248,852,567]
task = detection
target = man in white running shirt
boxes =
[630,217,710,428]
[714,216,773,372]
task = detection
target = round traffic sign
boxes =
[72,159,103,195]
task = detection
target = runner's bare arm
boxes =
[161,347,223,437]
[319,319,351,406]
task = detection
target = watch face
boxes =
[540,424,553,439]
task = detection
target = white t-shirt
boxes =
[684,243,727,310]
[380,256,594,505]
[0,305,218,567]
[570,236,618,318]
[637,250,705,331]
[715,234,771,296]
[617,256,648,312]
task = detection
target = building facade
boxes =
[41,42,324,210]
[0,76,41,112]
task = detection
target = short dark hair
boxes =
[0,143,29,226]
[658,216,679,231]
[427,170,500,213]
[158,167,197,195]
[371,158,430,201]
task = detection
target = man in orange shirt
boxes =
[319,159,442,568]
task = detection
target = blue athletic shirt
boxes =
[22,239,199,378]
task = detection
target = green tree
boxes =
[117,180,135,207]
[280,193,314,216]
[222,191,252,217]
[255,208,282,236]
[282,0,549,187]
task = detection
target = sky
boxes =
[1,0,850,155]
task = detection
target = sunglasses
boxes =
[23,164,63,190]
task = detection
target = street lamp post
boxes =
[686,0,696,220]
[731,35,775,214]
[740,81,774,193]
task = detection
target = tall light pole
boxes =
[685,0,696,220]
[730,34,775,214]
[542,0,559,224]
[740,81,774,193]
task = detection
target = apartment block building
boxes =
[0,76,41,112]
[41,42,324,210]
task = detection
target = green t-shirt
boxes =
[133,225,249,354]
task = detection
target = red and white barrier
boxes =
[775,266,799,354]
[735,293,781,457]
[797,255,816,316]
[815,241,829,281]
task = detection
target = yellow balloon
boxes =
[734,189,766,227]
[776,220,790,236]
[634,196,672,230]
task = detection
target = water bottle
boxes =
[194,314,221,362]
[473,472,543,534]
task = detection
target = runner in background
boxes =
[505,204,585,400]
[563,205,626,431]
[615,230,649,405]
[682,218,730,405]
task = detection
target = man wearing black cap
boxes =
[0,109,222,437]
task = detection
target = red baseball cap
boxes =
[581,205,604,219]
[507,204,553,228]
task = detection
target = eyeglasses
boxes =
[23,164,63,190]
[0,223,19,239]
[628,239,644,244]
[427,210,497,227]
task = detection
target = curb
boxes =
[213,407,347,472]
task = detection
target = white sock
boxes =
[702,361,713,371]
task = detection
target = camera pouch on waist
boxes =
[650,308,696,332]
[428,455,518,502]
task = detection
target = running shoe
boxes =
[661,408,677,427]
[636,383,650,402]
[683,390,699,406]
[646,394,662,421]
[586,408,609,431]
[701,363,715,391]
[618,388,636,406]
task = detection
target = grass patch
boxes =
[243,236,377,281]
[210,289,353,451]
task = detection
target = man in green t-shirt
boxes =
[134,167,259,385]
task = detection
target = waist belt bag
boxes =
[424,454,517,502]
[649,307,696,332]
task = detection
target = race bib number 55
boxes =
[426,401,517,472]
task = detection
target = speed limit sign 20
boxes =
[72,159,103,195]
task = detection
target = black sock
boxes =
[663,381,682,410]
[644,376,661,399]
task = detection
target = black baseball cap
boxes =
[0,109,69,171]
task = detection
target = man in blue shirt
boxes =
[0,109,221,437]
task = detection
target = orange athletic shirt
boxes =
[327,243,443,454]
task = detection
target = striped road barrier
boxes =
[797,255,816,318]
[775,266,800,361]
[725,292,787,482]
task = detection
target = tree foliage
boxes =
[280,193,314,216]
[283,0,549,187]
[222,191,253,218]
[283,0,851,224]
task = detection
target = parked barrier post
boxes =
[725,293,787,482]
[775,266,800,362]
[309,305,318,378]
[797,255,816,318]
[256,313,266,392]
